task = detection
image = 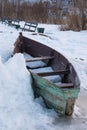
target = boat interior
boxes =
[12,33,80,89]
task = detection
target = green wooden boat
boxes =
[12,33,80,116]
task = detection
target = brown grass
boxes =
[60,13,87,31]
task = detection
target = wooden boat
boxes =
[12,32,80,116]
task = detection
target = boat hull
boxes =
[31,72,80,115]
[12,33,80,116]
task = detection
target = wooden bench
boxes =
[22,22,38,32]
[25,56,54,62]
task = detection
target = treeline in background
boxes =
[0,0,87,31]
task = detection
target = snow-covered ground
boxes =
[0,22,87,130]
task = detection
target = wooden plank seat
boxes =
[22,22,38,32]
[37,70,70,76]
[55,83,74,88]
[25,56,54,62]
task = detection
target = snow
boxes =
[24,52,47,68]
[0,22,87,129]
[23,53,61,83]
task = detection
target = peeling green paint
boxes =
[30,72,80,116]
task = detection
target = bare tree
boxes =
[1,0,5,18]
[50,0,62,23]
[16,0,21,19]
[73,0,87,30]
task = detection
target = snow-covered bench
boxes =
[21,22,38,32]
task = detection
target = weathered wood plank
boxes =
[55,83,74,88]
[25,56,54,62]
